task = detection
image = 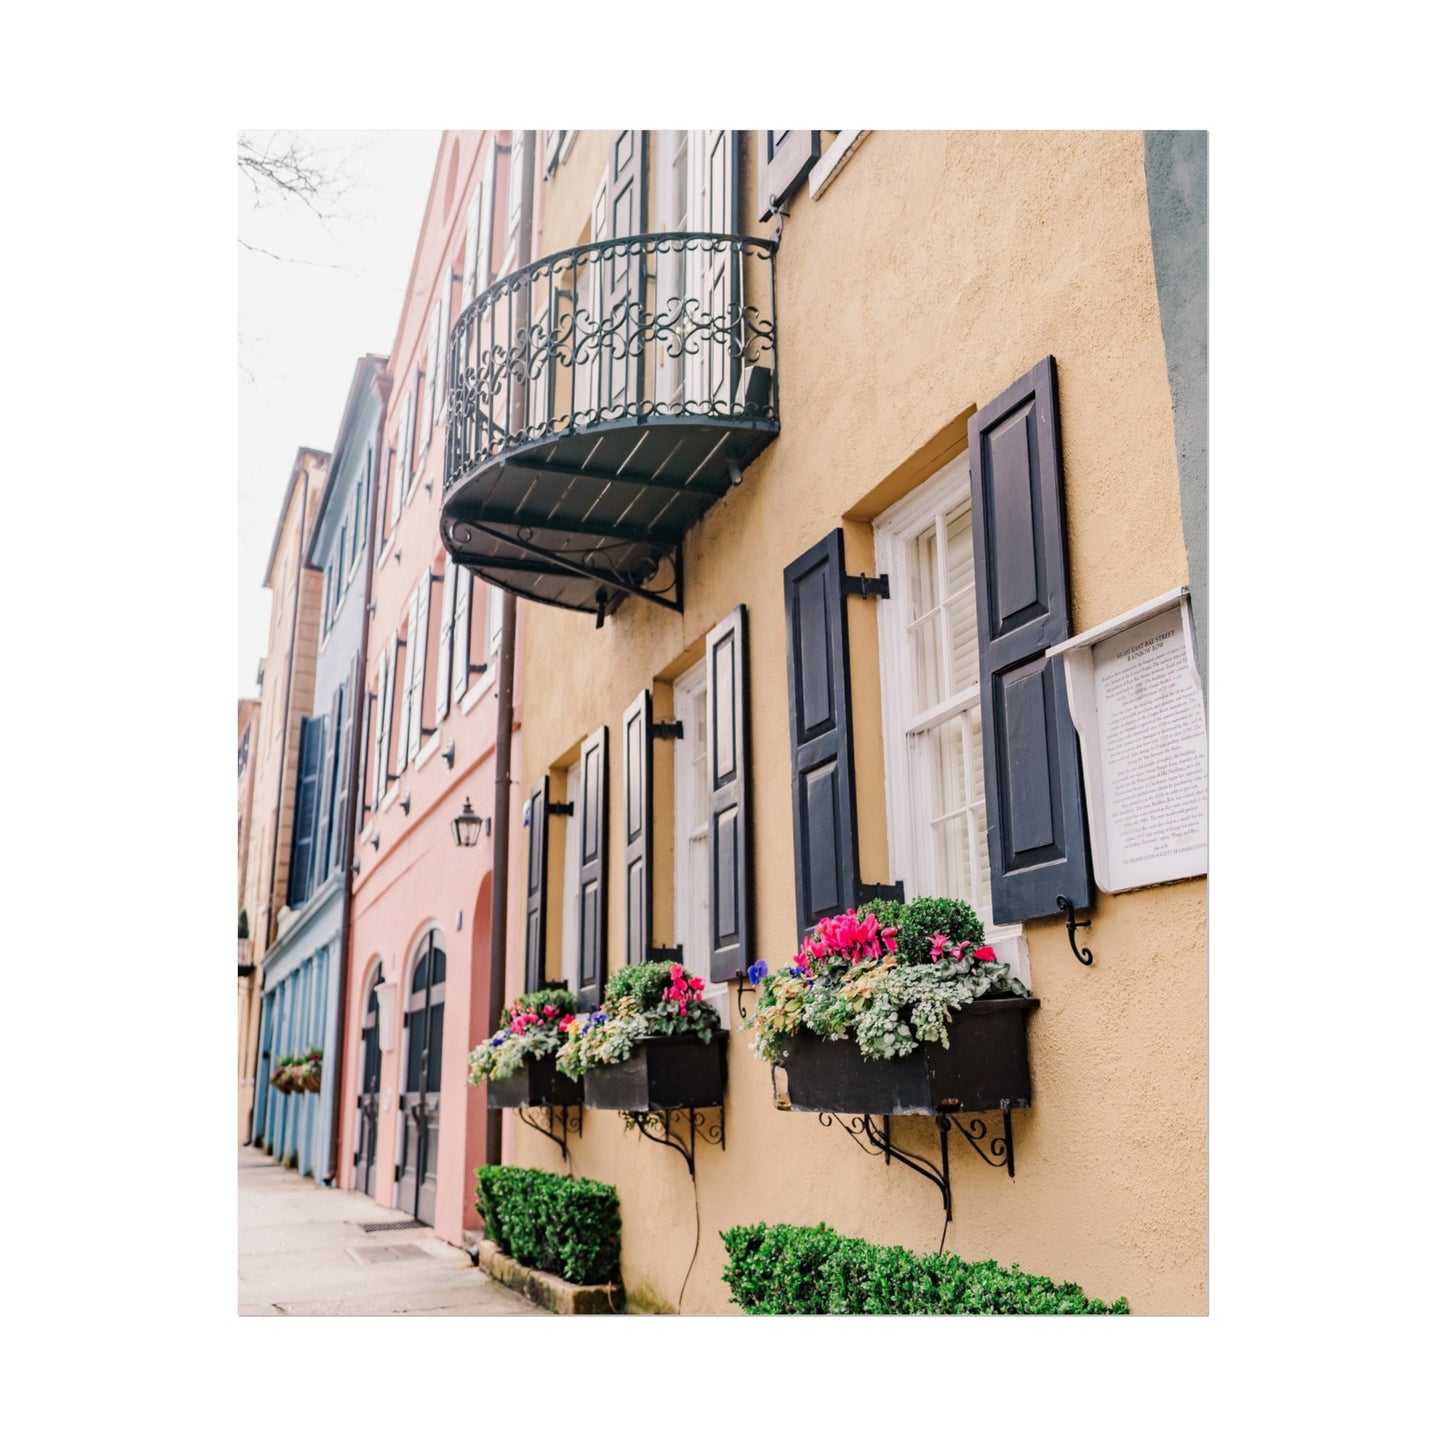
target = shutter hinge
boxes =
[545,801,574,817]
[467,660,490,680]
[649,719,684,741]
[843,573,890,600]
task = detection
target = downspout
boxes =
[249,459,311,1144]
[325,372,390,1186]
[485,129,534,1168]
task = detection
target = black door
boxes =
[354,974,383,1198]
[398,932,446,1225]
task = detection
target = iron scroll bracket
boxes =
[515,1103,582,1167]
[1057,895,1095,966]
[625,1106,725,1179]
[733,969,757,1020]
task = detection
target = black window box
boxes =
[775,998,1040,1115]
[485,1055,583,1110]
[581,1032,729,1112]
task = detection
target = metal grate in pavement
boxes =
[358,1220,426,1233]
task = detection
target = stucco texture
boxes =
[507,131,1205,1314]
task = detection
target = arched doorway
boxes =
[354,966,384,1198]
[398,930,445,1224]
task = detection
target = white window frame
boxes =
[873,453,1029,985]
[672,660,729,1020]
[558,759,583,996]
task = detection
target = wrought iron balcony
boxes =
[441,232,779,622]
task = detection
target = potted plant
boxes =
[745,897,1038,1116]
[557,961,727,1113]
[467,987,582,1108]
[298,1046,323,1093]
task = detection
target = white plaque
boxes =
[1047,589,1207,893]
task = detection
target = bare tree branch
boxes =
[237,133,352,221]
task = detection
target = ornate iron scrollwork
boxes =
[515,1103,583,1167]
[443,233,779,495]
[624,1106,725,1178]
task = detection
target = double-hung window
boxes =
[874,454,1026,975]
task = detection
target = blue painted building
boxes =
[254,356,390,1181]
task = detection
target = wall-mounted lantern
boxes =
[451,797,488,848]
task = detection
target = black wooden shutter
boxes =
[757,130,821,222]
[331,664,354,874]
[707,605,750,982]
[784,530,860,941]
[622,689,652,970]
[313,684,342,894]
[288,716,324,907]
[968,355,1092,922]
[576,725,609,1012]
[524,775,549,993]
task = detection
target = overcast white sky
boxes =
[238,130,441,697]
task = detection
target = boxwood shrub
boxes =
[475,1165,621,1286]
[721,1222,1128,1314]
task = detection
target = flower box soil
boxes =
[486,1055,584,1109]
[582,1033,729,1112]
[776,998,1040,1115]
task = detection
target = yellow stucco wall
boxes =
[506,130,1205,1314]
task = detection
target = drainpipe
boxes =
[248,459,312,1144]
[325,371,391,1185]
[485,129,534,1168]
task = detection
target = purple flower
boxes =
[593,1011,608,1025]
[747,960,769,986]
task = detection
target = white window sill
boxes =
[415,731,441,770]
[985,925,1030,993]
[460,668,496,715]
[809,129,868,200]
[380,782,400,814]
[376,533,394,569]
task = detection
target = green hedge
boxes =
[721,1223,1128,1314]
[475,1165,621,1286]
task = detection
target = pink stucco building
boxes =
[337,132,527,1244]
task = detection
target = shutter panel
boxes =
[452,567,473,701]
[312,689,338,894]
[575,725,609,1012]
[757,130,821,222]
[968,355,1092,922]
[621,689,652,969]
[288,716,324,907]
[422,300,440,443]
[377,640,397,797]
[407,579,429,760]
[462,182,481,304]
[478,140,498,290]
[396,598,414,769]
[707,605,750,983]
[435,560,456,725]
[543,129,563,176]
[436,278,450,428]
[783,529,860,941]
[600,131,648,413]
[399,390,414,500]
[356,680,372,834]
[387,442,402,531]
[332,665,354,872]
[524,775,550,993]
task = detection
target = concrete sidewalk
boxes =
[238,1145,547,1317]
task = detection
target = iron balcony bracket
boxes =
[515,1103,582,1167]
[626,1106,724,1179]
[1057,895,1095,966]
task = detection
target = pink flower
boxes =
[560,1014,574,1032]
[690,977,705,992]
[929,932,951,961]
[881,926,898,951]
[543,1005,556,1017]
[973,945,997,964]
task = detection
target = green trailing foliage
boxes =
[720,1222,1128,1315]
[475,1165,621,1286]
